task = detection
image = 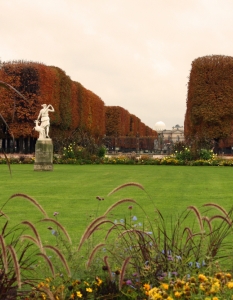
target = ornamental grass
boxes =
[0,194,71,299]
[22,182,233,299]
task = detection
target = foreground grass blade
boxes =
[8,194,48,217]
[108,182,144,196]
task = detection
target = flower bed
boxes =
[1,154,233,166]
[26,272,233,299]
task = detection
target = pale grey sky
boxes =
[1,0,233,129]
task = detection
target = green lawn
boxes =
[1,164,233,245]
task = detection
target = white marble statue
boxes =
[35,104,55,139]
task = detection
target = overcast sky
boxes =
[1,0,233,130]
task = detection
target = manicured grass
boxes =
[1,164,233,245]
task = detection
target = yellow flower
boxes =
[144,283,151,290]
[72,280,81,286]
[174,291,182,298]
[148,287,159,294]
[38,282,45,288]
[76,291,82,298]
[86,287,93,293]
[183,283,190,292]
[198,274,208,282]
[41,294,46,300]
[210,281,220,293]
[213,297,219,300]
[175,279,185,288]
[161,283,169,290]
[96,276,103,286]
[199,283,206,291]
[148,287,162,299]
[189,276,196,283]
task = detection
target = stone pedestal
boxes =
[34,139,53,171]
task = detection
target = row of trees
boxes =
[0,61,156,144]
[105,106,156,137]
[184,55,233,149]
[3,55,233,154]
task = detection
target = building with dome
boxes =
[154,121,166,132]
[154,122,184,154]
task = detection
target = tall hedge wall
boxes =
[0,61,155,141]
[184,55,233,141]
[0,61,105,140]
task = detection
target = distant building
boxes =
[154,121,166,132]
[154,122,184,153]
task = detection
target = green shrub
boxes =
[199,149,216,160]
[97,146,106,158]
[174,147,193,161]
[62,143,76,159]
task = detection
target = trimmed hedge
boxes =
[185,55,233,143]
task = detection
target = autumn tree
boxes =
[185,55,233,143]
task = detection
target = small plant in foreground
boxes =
[0,194,71,299]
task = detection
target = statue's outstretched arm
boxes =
[48,104,55,112]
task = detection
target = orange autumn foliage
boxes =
[105,106,130,136]
[0,61,155,142]
[185,55,233,142]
